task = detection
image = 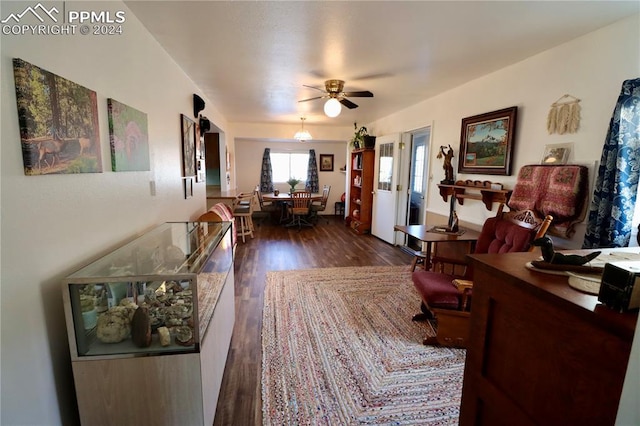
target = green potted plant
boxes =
[286,177,301,193]
[351,123,367,150]
[351,122,376,150]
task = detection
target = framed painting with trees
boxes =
[12,58,102,175]
[458,106,517,176]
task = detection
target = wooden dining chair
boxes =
[310,185,331,224]
[411,209,553,348]
[286,190,313,230]
[254,186,279,224]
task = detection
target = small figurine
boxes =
[533,236,600,265]
[437,145,455,184]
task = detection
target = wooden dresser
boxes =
[460,251,638,426]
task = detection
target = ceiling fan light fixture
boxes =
[324,98,342,117]
[294,117,312,142]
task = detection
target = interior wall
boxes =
[235,139,348,214]
[227,121,352,194]
[0,2,227,424]
[369,14,640,249]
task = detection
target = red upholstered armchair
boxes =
[412,210,552,348]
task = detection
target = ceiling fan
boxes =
[299,79,374,117]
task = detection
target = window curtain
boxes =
[583,78,640,248]
[306,149,319,193]
[260,148,274,193]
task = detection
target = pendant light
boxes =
[294,117,312,142]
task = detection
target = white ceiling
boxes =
[125,1,639,127]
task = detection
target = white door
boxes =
[403,128,430,249]
[371,133,401,244]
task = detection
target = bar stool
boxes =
[233,193,255,243]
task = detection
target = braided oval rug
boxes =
[261,265,466,425]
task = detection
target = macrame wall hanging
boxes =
[547,94,581,135]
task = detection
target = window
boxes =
[377,143,394,191]
[412,144,425,194]
[270,152,309,183]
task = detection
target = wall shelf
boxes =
[438,180,512,211]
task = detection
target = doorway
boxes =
[403,127,430,250]
[371,133,401,244]
[204,133,221,186]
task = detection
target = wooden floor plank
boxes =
[213,216,413,425]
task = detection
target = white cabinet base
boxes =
[72,269,235,425]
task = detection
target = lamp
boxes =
[294,117,312,142]
[324,98,342,117]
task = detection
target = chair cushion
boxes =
[233,206,251,215]
[412,270,460,310]
[475,216,534,254]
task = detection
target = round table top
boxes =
[263,192,322,201]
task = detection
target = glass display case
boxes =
[62,221,233,360]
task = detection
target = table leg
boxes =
[424,242,433,270]
[277,201,289,224]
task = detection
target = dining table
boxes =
[262,192,323,224]
[262,192,323,202]
[394,224,481,271]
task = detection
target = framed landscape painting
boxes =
[13,58,102,175]
[458,106,517,176]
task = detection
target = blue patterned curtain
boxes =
[306,149,319,193]
[583,78,640,248]
[260,148,274,193]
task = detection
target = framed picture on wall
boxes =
[320,154,334,171]
[12,58,102,175]
[183,177,193,199]
[458,106,518,175]
[195,121,203,160]
[108,98,150,172]
[196,158,205,182]
[181,114,196,177]
[541,142,572,165]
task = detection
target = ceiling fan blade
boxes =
[303,84,326,93]
[340,98,359,109]
[343,90,374,98]
[298,95,325,103]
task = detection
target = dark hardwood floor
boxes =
[212,215,413,425]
